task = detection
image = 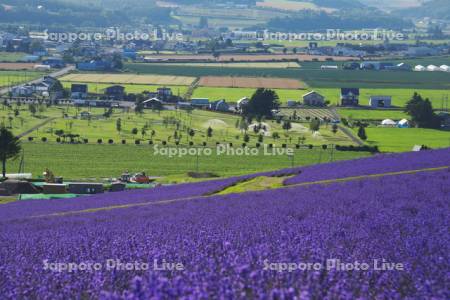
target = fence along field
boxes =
[60,73,196,86]
[198,76,306,89]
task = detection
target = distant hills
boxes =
[396,0,450,20]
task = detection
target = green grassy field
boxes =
[0,52,26,62]
[338,108,408,120]
[7,142,370,181]
[0,70,44,87]
[362,127,450,152]
[125,63,450,89]
[192,87,305,103]
[61,82,190,96]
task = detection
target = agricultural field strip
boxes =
[60,73,196,86]
[28,165,449,219]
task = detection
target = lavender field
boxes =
[0,149,449,298]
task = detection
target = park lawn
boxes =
[0,70,44,87]
[61,82,190,96]
[0,52,27,62]
[0,106,64,135]
[337,108,409,120]
[363,127,450,152]
[32,108,355,147]
[312,88,450,107]
[192,86,305,103]
[8,142,370,180]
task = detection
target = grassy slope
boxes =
[8,142,369,180]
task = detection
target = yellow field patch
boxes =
[60,73,196,86]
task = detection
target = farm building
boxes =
[385,63,411,71]
[157,87,173,101]
[71,84,88,99]
[11,85,33,97]
[209,99,229,112]
[360,62,394,70]
[80,111,91,120]
[143,98,164,109]
[191,98,210,107]
[320,65,338,70]
[104,85,125,100]
[76,60,111,71]
[176,102,192,110]
[286,100,297,107]
[369,96,392,108]
[414,65,426,72]
[303,91,325,106]
[33,64,51,71]
[42,57,65,68]
[340,88,359,106]
[236,97,249,110]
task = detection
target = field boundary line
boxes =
[28,165,449,219]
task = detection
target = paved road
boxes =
[0,65,75,96]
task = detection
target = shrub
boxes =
[122,140,126,145]
[83,139,88,144]
[322,144,328,150]
[135,140,140,145]
[162,141,167,146]
[28,137,33,142]
[256,143,260,148]
[189,141,193,146]
[308,144,313,149]
[148,140,153,145]
[108,139,114,144]
[97,139,103,144]
[242,143,246,148]
[56,137,61,143]
[203,142,207,146]
[282,144,287,148]
[41,137,47,142]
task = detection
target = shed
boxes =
[191,98,210,107]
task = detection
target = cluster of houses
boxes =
[297,89,391,108]
[11,76,63,100]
